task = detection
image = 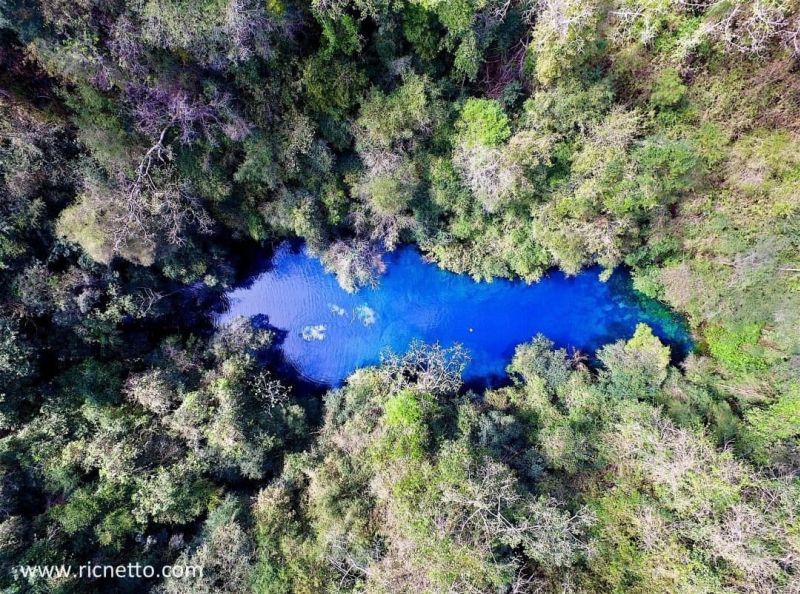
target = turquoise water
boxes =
[217,243,692,386]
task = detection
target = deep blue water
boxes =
[217,243,692,386]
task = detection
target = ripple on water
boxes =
[217,242,693,386]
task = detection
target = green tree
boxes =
[598,324,671,400]
[457,98,511,147]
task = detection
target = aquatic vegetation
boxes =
[328,304,347,316]
[300,324,326,342]
[353,304,377,327]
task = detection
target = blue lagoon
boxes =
[217,243,692,386]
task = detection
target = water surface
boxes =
[217,243,692,386]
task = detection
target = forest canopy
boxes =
[0,0,799,592]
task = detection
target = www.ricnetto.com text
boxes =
[13,563,203,580]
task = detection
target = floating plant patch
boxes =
[354,304,376,327]
[329,304,347,317]
[301,324,326,342]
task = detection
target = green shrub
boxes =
[457,98,511,147]
[650,68,687,109]
[705,323,768,373]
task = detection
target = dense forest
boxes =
[0,0,799,592]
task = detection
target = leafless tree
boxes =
[700,0,792,56]
[124,369,176,415]
[533,0,597,39]
[321,239,387,293]
[325,534,384,589]
[101,132,212,261]
[225,0,279,62]
[142,0,289,70]
[250,371,292,407]
[782,11,800,54]
[437,458,593,568]
[480,40,528,99]
[213,316,275,357]
[129,85,250,146]
[379,340,470,396]
[453,143,524,212]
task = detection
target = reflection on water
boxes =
[217,243,693,386]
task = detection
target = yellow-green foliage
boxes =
[457,98,511,147]
[376,389,431,460]
[529,0,602,85]
[250,338,799,593]
[745,384,800,462]
[357,74,439,148]
[650,68,687,109]
[705,323,768,374]
[56,198,117,265]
